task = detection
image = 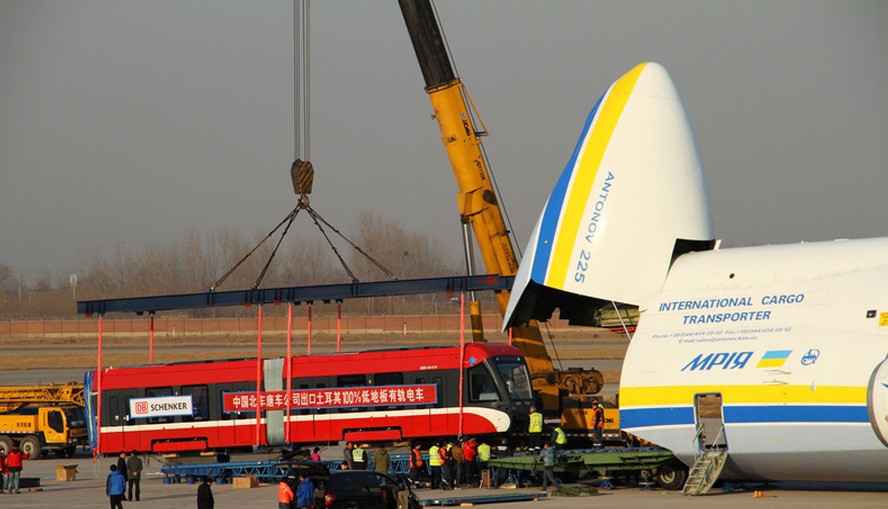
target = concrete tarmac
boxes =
[3,451,887,509]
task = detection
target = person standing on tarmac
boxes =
[550,425,567,451]
[373,444,390,474]
[428,441,442,489]
[197,477,214,509]
[529,405,543,451]
[409,443,424,487]
[0,448,6,494]
[450,439,465,488]
[278,477,295,509]
[5,445,29,494]
[343,442,355,470]
[439,440,453,490]
[296,473,315,509]
[126,450,143,501]
[591,398,605,447]
[106,464,126,509]
[352,444,367,470]
[476,439,490,485]
[116,452,129,485]
[539,442,559,492]
[462,437,478,485]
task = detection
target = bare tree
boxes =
[347,211,459,314]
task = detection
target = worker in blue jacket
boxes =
[296,472,315,509]
[106,464,126,509]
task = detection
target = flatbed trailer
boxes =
[487,447,688,490]
[161,454,419,484]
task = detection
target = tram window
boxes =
[432,376,443,407]
[219,386,252,420]
[182,385,208,422]
[124,397,135,425]
[373,373,403,409]
[109,396,121,425]
[146,387,173,423]
[468,365,499,402]
[412,378,427,407]
[374,373,403,386]
[316,383,327,414]
[220,390,238,420]
[336,376,365,412]
[300,384,310,415]
[337,374,366,387]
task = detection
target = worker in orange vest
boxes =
[408,443,424,487]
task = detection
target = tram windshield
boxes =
[492,356,533,401]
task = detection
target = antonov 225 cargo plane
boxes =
[503,62,888,483]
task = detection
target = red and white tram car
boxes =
[85,343,533,454]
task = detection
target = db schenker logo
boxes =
[134,402,149,415]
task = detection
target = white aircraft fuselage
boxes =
[622,238,888,482]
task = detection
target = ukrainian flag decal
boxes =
[757,350,792,368]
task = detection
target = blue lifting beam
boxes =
[77,275,514,316]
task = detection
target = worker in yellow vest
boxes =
[477,440,491,487]
[428,442,443,489]
[529,405,543,451]
[550,425,567,450]
[352,444,367,470]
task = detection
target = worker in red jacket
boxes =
[0,449,6,494]
[462,437,479,485]
[5,445,29,494]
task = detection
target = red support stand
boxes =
[95,314,104,460]
[458,293,465,437]
[149,313,155,364]
[285,303,293,444]
[255,305,263,446]
[337,301,342,352]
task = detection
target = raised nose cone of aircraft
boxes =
[504,62,713,330]
[629,62,682,101]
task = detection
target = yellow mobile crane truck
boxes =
[0,382,88,458]
[399,0,629,442]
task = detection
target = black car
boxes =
[279,461,421,509]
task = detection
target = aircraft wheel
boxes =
[656,460,688,490]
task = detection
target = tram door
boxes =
[107,389,140,451]
[694,393,727,450]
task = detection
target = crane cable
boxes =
[213,0,397,290]
[305,206,399,281]
[211,201,398,290]
[211,206,302,291]
[294,0,310,161]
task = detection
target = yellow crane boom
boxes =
[0,382,85,413]
[399,0,603,413]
